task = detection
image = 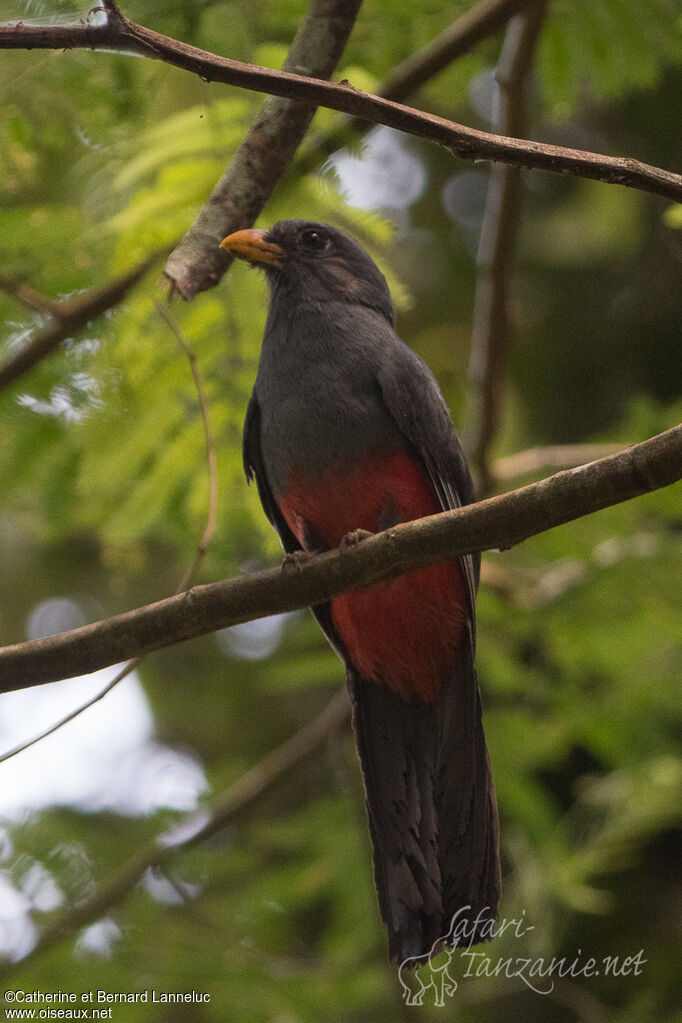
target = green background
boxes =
[0,0,680,1019]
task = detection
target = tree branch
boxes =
[1,11,680,210]
[298,0,542,170]
[0,276,62,317]
[0,425,679,693]
[492,443,623,481]
[465,2,547,492]
[163,0,363,299]
[0,687,350,975]
[382,0,543,102]
[0,253,161,392]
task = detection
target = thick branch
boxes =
[0,687,350,975]
[1,14,680,205]
[465,2,546,492]
[164,0,363,299]
[0,426,679,692]
[0,254,160,392]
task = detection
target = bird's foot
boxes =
[281,550,312,573]
[339,528,373,552]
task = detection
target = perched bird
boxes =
[220,220,500,962]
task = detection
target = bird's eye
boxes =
[300,228,329,251]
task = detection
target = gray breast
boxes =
[255,307,404,496]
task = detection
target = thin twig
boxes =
[0,659,141,765]
[0,306,218,763]
[0,254,161,392]
[465,2,547,493]
[0,276,62,317]
[0,424,679,693]
[0,686,350,976]
[0,13,679,212]
[154,301,219,589]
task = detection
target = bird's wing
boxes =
[243,391,300,552]
[376,340,480,634]
[243,390,339,642]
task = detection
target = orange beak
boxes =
[219,228,284,266]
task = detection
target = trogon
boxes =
[220,220,500,962]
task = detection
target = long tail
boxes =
[347,643,500,963]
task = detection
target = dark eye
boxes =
[300,228,329,251]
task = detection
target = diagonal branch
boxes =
[1,12,680,211]
[298,0,543,170]
[0,424,679,693]
[465,2,547,492]
[492,443,622,481]
[0,276,62,317]
[0,686,350,976]
[381,0,543,103]
[163,0,363,299]
[0,253,162,392]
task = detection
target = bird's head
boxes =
[220,219,394,324]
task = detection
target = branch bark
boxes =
[0,254,161,392]
[465,2,547,492]
[163,0,363,299]
[298,0,542,170]
[1,11,680,210]
[0,425,679,693]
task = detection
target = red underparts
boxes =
[278,449,468,703]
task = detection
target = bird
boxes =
[220,219,500,963]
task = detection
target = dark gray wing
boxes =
[243,391,300,553]
[376,343,480,632]
[243,390,339,642]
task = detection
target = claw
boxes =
[282,550,311,573]
[340,528,373,552]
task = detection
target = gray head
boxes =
[221,219,394,324]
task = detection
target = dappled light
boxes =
[0,670,207,817]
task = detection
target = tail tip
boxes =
[392,903,499,968]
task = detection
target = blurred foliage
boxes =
[0,0,681,1020]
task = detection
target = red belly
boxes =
[278,450,468,703]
